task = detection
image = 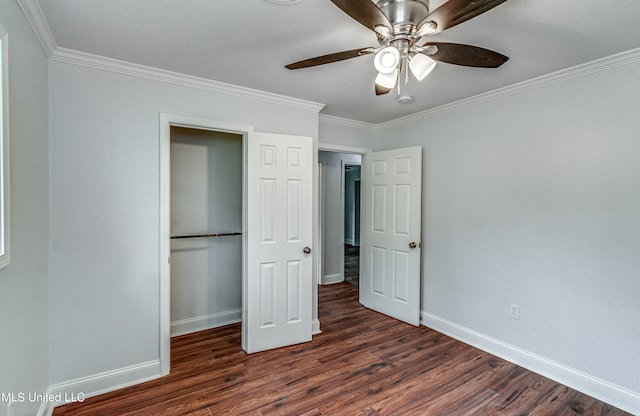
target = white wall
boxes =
[170,128,242,336]
[378,56,640,412]
[318,151,361,284]
[0,2,50,416]
[319,115,378,151]
[48,60,320,388]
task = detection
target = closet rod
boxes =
[170,232,242,240]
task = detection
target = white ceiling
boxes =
[38,0,640,124]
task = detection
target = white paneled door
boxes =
[361,146,422,326]
[244,132,313,353]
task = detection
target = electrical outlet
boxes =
[509,304,520,320]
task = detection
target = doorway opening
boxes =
[168,126,244,371]
[317,145,423,329]
[160,115,253,375]
[162,115,315,370]
[344,164,361,288]
[169,126,243,337]
[318,150,363,288]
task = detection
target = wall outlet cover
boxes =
[510,304,520,320]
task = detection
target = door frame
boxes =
[159,113,253,375]
[317,144,370,300]
[343,162,362,248]
[333,160,362,283]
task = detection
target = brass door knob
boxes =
[303,247,312,254]
[409,242,417,249]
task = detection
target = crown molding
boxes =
[18,0,324,113]
[319,114,378,131]
[16,0,57,57]
[17,0,324,113]
[50,48,325,113]
[379,46,640,130]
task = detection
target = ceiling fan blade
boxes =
[419,0,509,34]
[330,0,393,34]
[375,84,392,96]
[421,42,508,68]
[285,48,373,70]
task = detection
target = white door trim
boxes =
[317,161,323,288]
[338,160,346,282]
[343,161,362,247]
[318,143,372,154]
[159,113,254,375]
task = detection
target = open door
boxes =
[361,146,422,326]
[243,132,313,353]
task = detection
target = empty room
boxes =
[1,0,639,415]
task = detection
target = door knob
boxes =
[303,246,312,254]
[409,242,417,249]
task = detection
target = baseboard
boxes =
[321,273,343,285]
[170,309,241,337]
[421,312,640,415]
[312,318,322,335]
[39,360,161,416]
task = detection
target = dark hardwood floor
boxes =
[54,283,631,416]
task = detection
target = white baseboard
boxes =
[170,309,241,337]
[421,312,640,415]
[321,273,343,285]
[312,318,322,335]
[39,360,161,416]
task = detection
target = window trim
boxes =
[0,24,10,269]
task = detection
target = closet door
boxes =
[244,132,313,353]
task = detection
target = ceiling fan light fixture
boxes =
[374,24,392,38]
[374,46,400,74]
[415,21,437,38]
[375,69,398,89]
[409,53,437,81]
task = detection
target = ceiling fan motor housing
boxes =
[376,0,430,33]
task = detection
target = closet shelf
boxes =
[171,232,242,240]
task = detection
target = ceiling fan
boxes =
[285,0,510,96]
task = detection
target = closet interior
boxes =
[169,127,243,338]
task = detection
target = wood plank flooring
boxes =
[53,283,631,416]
